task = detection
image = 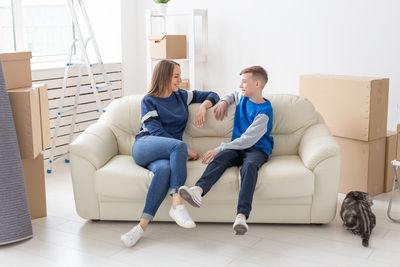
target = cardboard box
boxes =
[0,51,32,90]
[36,84,51,150]
[8,86,42,159]
[335,136,385,196]
[179,79,190,90]
[149,35,187,59]
[22,153,47,219]
[384,131,398,192]
[300,75,389,141]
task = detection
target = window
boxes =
[0,0,74,62]
[0,0,14,51]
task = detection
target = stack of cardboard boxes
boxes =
[300,74,394,196]
[0,52,50,219]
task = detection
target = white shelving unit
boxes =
[145,9,208,91]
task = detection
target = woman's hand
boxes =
[195,100,213,127]
[213,101,228,120]
[195,105,206,127]
[202,149,217,164]
[187,148,199,161]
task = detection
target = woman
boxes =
[121,60,219,247]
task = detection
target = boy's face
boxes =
[240,73,260,98]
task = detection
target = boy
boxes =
[179,66,274,235]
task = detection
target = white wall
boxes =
[121,0,400,130]
[84,0,121,63]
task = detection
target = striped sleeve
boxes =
[186,90,219,106]
[221,91,241,105]
[214,114,269,153]
[140,97,173,138]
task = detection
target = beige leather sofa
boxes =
[69,94,340,224]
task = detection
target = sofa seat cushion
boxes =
[253,155,314,200]
[185,160,239,203]
[95,155,240,203]
[94,155,153,200]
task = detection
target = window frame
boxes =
[10,0,76,63]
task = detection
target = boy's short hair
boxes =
[240,66,268,89]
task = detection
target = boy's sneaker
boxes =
[233,215,248,235]
[121,225,144,247]
[178,186,202,207]
[169,204,196,229]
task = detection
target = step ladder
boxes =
[46,0,113,173]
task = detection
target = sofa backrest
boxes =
[99,93,320,156]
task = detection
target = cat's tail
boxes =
[362,238,369,247]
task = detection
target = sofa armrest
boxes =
[69,123,118,169]
[298,124,340,170]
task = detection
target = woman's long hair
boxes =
[147,60,180,96]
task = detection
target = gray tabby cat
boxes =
[340,191,376,247]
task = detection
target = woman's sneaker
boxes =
[233,215,248,235]
[121,225,144,247]
[178,186,202,207]
[169,204,196,228]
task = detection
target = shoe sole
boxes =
[233,224,248,235]
[178,187,201,208]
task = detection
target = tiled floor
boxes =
[1,160,400,267]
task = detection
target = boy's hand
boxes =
[214,101,228,120]
[195,105,207,127]
[188,148,199,161]
[202,149,217,164]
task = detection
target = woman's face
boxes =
[170,65,182,92]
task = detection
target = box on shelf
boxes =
[300,75,389,141]
[8,84,50,159]
[179,79,190,90]
[334,136,385,196]
[384,131,398,192]
[149,35,187,59]
[0,51,32,90]
[21,153,47,219]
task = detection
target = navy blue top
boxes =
[137,89,220,140]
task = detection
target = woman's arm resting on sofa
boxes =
[69,123,118,169]
[298,124,340,170]
[195,99,214,127]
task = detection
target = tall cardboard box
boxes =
[22,153,47,219]
[335,136,385,196]
[8,87,42,159]
[300,75,389,141]
[36,84,51,150]
[0,51,32,90]
[384,131,398,192]
[149,35,187,59]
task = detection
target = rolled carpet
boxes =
[0,59,33,245]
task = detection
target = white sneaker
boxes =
[233,215,248,235]
[169,205,196,228]
[178,186,202,207]
[121,225,144,247]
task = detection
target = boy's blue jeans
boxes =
[195,147,269,219]
[132,135,187,220]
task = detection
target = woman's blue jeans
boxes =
[132,135,187,221]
